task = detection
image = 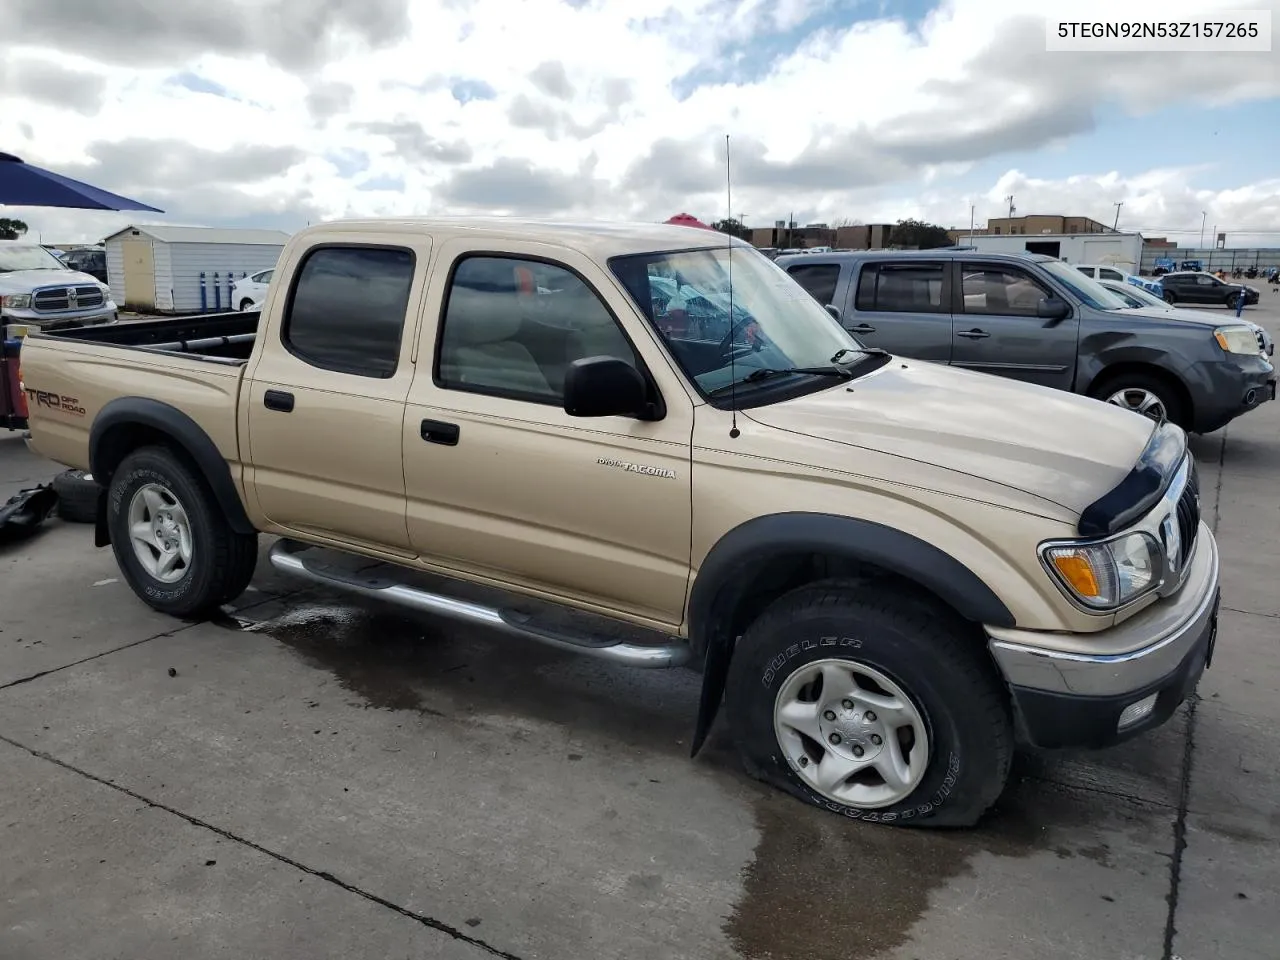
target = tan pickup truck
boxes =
[20,218,1220,827]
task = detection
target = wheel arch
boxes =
[1083,360,1194,427]
[686,512,1015,755]
[89,397,254,537]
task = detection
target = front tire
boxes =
[724,580,1013,828]
[1091,371,1186,427]
[239,298,255,311]
[107,446,258,618]
[1163,291,1177,304]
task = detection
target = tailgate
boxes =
[20,335,246,472]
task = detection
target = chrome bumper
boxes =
[987,524,1219,698]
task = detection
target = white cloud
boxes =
[0,0,1276,245]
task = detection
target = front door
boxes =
[244,236,431,553]
[1189,274,1223,303]
[842,258,953,362]
[402,242,693,627]
[951,261,1080,390]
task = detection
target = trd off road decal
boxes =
[24,388,85,417]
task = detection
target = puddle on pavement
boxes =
[222,600,700,751]
[726,754,1151,960]
[217,601,1166,960]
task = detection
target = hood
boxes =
[0,269,104,294]
[745,360,1154,516]
[1119,305,1218,327]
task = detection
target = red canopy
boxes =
[665,213,715,230]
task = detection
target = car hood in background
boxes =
[746,359,1154,516]
[0,269,104,295]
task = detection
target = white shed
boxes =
[103,225,289,313]
[957,232,1146,274]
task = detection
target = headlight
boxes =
[0,294,32,309]
[1043,532,1162,609]
[1214,325,1260,355]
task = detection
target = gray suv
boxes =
[777,250,1276,433]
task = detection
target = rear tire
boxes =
[52,469,100,524]
[107,446,258,618]
[724,579,1013,828]
[1163,291,1177,304]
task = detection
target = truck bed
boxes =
[48,310,259,363]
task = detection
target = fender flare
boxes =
[687,512,1015,755]
[89,396,255,536]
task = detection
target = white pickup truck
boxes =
[0,241,117,333]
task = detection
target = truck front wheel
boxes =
[107,446,257,618]
[724,580,1013,828]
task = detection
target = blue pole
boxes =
[1236,286,1246,318]
[199,272,207,312]
[213,272,221,311]
[226,272,233,306]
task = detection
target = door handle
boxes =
[420,419,460,446]
[957,329,990,339]
[848,323,877,335]
[263,389,294,412]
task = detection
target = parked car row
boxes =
[15,218,1238,829]
[779,249,1274,434]
[1073,263,1163,298]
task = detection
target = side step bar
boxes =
[267,539,692,668]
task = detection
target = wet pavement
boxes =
[2,301,1277,959]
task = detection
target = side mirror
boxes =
[1037,297,1071,321]
[563,356,648,418]
[824,303,842,322]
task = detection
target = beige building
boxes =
[749,222,897,250]
[952,215,1114,241]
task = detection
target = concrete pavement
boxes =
[2,300,1277,959]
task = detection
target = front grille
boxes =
[1176,462,1201,562]
[32,285,105,313]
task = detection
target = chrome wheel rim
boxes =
[127,483,193,583]
[1106,387,1167,423]
[773,658,930,809]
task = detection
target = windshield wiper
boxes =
[707,365,851,397]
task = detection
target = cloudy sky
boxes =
[2,0,1278,246]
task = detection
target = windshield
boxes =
[609,245,868,402]
[1040,260,1130,310]
[0,244,68,273]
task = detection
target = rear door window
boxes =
[282,245,415,378]
[855,262,945,313]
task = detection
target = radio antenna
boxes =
[725,134,740,439]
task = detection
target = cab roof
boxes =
[297,217,748,258]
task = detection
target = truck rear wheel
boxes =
[107,446,258,618]
[724,579,1012,828]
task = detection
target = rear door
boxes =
[842,258,952,362]
[244,236,431,553]
[951,261,1079,390]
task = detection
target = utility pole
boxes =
[968,203,975,245]
[1005,195,1015,218]
[1199,211,1207,250]
[1112,201,1123,231]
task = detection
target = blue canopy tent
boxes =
[0,151,163,211]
